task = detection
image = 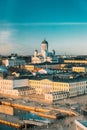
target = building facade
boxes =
[25,63,66,71]
[2,58,25,67]
[29,78,87,98]
[64,60,87,64]
[0,78,29,96]
[72,66,87,73]
[45,91,68,103]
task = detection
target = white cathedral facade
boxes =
[32,40,58,63]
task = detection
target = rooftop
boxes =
[29,73,87,83]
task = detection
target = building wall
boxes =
[29,79,53,94]
[72,67,86,73]
[0,105,14,115]
[45,93,53,102]
[69,81,87,97]
[45,92,68,103]
[29,79,69,94]
[25,64,66,71]
[0,79,13,90]
[25,65,35,71]
[32,57,43,64]
[2,59,25,67]
[0,79,28,96]
[0,79,18,96]
[0,79,28,89]
[0,89,19,96]
[17,87,35,96]
[2,59,9,66]
[29,78,87,97]
[13,79,28,88]
[32,56,58,63]
[64,60,87,64]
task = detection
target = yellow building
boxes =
[29,78,87,98]
[0,105,13,115]
[72,66,87,73]
[25,65,35,71]
[64,59,87,64]
[25,63,66,71]
[0,78,29,96]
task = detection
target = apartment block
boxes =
[29,77,87,98]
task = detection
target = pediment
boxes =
[41,79,52,83]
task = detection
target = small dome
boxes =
[41,39,48,44]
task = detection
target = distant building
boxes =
[64,59,87,64]
[32,39,58,63]
[75,120,87,130]
[14,86,35,96]
[2,56,25,67]
[25,64,35,71]
[72,66,87,73]
[45,91,68,103]
[25,63,66,72]
[29,77,87,97]
[0,78,29,96]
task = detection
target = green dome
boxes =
[41,39,48,44]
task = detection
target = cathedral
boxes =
[32,40,58,63]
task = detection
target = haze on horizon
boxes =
[0,0,87,55]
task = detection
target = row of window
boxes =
[46,94,67,100]
[0,90,18,95]
[30,80,87,87]
[0,82,12,85]
[29,82,68,87]
[0,86,12,89]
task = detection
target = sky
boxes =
[0,0,87,55]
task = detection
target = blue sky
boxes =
[0,0,87,55]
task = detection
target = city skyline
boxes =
[0,0,87,55]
